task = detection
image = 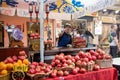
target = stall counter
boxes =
[29,47,97,63]
[45,68,118,80]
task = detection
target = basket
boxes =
[95,59,113,68]
[73,37,86,48]
[56,65,75,73]
[76,62,94,71]
[57,67,73,73]
[13,65,28,72]
[12,71,25,80]
[27,71,52,80]
[34,73,50,80]
[0,73,10,80]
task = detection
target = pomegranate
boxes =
[28,69,36,74]
[79,68,86,74]
[57,70,63,76]
[72,68,78,74]
[50,72,57,78]
[93,64,100,71]
[64,71,69,76]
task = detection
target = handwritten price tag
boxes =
[13,65,28,72]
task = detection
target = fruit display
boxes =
[73,37,86,48]
[89,49,112,60]
[49,53,89,77]
[26,48,112,79]
[49,67,87,78]
[89,49,112,68]
[27,62,52,75]
[51,53,75,70]
[90,49,113,68]
[0,50,29,77]
[30,33,40,40]
[0,48,113,79]
[75,51,95,71]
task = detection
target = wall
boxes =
[0,15,54,47]
[0,15,29,47]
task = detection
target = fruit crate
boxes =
[0,73,10,80]
[76,63,95,71]
[95,59,113,68]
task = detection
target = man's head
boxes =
[64,23,72,33]
[111,24,118,31]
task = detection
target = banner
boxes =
[74,0,116,18]
[17,9,30,17]
[0,7,15,16]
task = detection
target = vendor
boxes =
[109,24,120,58]
[58,23,72,47]
[76,30,85,38]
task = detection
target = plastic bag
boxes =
[12,28,23,41]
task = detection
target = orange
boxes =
[23,59,29,65]
[0,62,4,70]
[13,63,20,66]
[0,62,7,70]
[0,70,8,75]
[2,64,7,70]
[7,63,13,70]
[21,63,26,67]
[17,60,23,65]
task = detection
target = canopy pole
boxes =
[39,0,44,62]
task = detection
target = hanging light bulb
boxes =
[35,4,39,13]
[29,3,33,22]
[115,10,119,14]
[103,9,107,12]
[35,3,39,23]
[45,4,50,23]
[29,3,33,13]
[46,4,50,13]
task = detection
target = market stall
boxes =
[30,46,97,63]
[0,0,119,62]
[0,0,120,80]
[25,49,117,80]
[0,48,117,80]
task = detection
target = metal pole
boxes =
[39,0,44,62]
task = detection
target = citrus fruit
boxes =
[0,70,8,75]
[0,62,7,70]
[23,59,29,65]
[7,63,13,70]
[13,63,20,66]
[17,60,23,65]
